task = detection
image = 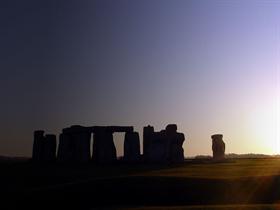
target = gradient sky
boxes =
[1,0,280,157]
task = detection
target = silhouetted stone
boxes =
[43,134,57,162]
[57,131,75,162]
[144,124,185,163]
[92,129,116,163]
[124,132,140,162]
[146,130,168,162]
[57,125,91,162]
[33,124,186,165]
[69,125,91,162]
[76,131,91,162]
[57,133,71,162]
[143,125,154,158]
[166,124,177,134]
[57,125,135,163]
[169,132,185,163]
[212,134,225,160]
[32,130,45,161]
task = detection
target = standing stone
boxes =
[67,125,91,162]
[92,129,116,163]
[165,124,177,160]
[144,124,186,163]
[212,134,225,160]
[57,133,72,162]
[165,124,185,162]
[57,133,65,162]
[43,134,57,162]
[58,125,91,163]
[146,131,168,162]
[57,129,76,162]
[32,130,45,161]
[74,130,91,162]
[143,125,154,158]
[169,132,185,163]
[124,132,140,162]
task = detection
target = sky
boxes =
[0,0,280,157]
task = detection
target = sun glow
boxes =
[249,97,280,154]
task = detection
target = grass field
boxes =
[137,158,280,179]
[118,204,280,210]
[2,158,280,209]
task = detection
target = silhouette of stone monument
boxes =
[32,130,56,162]
[211,134,225,160]
[143,125,154,158]
[57,133,70,162]
[56,125,135,163]
[166,124,185,163]
[124,131,140,162]
[92,126,134,163]
[92,127,116,163]
[32,130,45,161]
[43,134,57,162]
[34,124,185,164]
[143,124,185,163]
[57,125,91,162]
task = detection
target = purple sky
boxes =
[1,0,279,157]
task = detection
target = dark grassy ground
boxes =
[2,158,280,209]
[116,204,280,210]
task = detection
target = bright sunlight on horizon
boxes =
[249,91,280,155]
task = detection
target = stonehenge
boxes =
[212,134,225,160]
[32,124,186,164]
[32,124,228,164]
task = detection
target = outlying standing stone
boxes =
[212,134,225,160]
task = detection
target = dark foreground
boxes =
[2,158,280,209]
